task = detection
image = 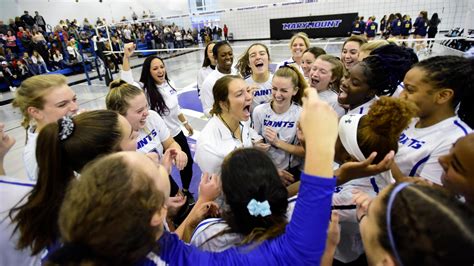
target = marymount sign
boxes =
[270,13,358,39]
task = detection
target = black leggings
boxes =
[169,175,179,196]
[173,131,194,190]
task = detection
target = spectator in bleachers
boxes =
[0,20,8,35]
[5,30,18,54]
[53,25,69,57]
[82,18,92,30]
[31,50,49,73]
[8,18,17,33]
[14,17,25,31]
[16,60,32,79]
[165,28,175,53]
[52,49,65,70]
[20,11,35,29]
[34,11,46,32]
[1,61,17,91]
[21,52,37,75]
[174,29,183,48]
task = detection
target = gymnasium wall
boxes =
[2,0,471,40]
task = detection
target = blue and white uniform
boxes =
[197,66,215,94]
[244,75,273,111]
[319,89,346,117]
[136,110,171,156]
[0,176,41,266]
[195,116,262,175]
[395,116,471,185]
[275,58,304,76]
[346,97,378,115]
[252,102,302,170]
[190,218,244,252]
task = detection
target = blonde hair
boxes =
[289,32,310,50]
[360,40,390,55]
[273,64,308,105]
[106,79,144,116]
[12,74,67,129]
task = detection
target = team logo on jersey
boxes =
[263,119,295,128]
[137,129,158,149]
[254,88,272,97]
[398,133,426,149]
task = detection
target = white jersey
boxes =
[24,127,38,181]
[190,218,243,252]
[156,82,182,137]
[121,69,183,137]
[252,102,302,170]
[197,66,215,92]
[200,68,238,117]
[0,176,41,266]
[395,116,471,184]
[319,89,346,117]
[332,171,392,263]
[195,116,261,175]
[275,58,304,76]
[347,96,378,115]
[136,110,171,157]
[244,75,273,111]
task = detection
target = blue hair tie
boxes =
[386,182,411,266]
[247,199,272,217]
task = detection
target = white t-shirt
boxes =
[136,110,171,157]
[275,58,304,76]
[346,97,378,115]
[24,127,38,181]
[197,66,214,92]
[244,75,273,111]
[200,68,238,117]
[319,89,346,117]
[0,176,41,266]
[395,116,471,184]
[190,218,243,252]
[195,116,261,175]
[156,82,182,137]
[252,102,302,170]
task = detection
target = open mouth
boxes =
[311,78,320,87]
[338,85,348,103]
[255,62,264,69]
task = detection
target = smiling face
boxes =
[338,63,373,108]
[118,115,139,151]
[399,67,439,119]
[341,41,361,69]
[291,37,307,61]
[221,78,253,122]
[271,76,298,111]
[309,58,335,92]
[149,58,166,85]
[301,51,316,78]
[30,84,78,127]
[124,93,149,131]
[215,44,233,73]
[248,44,269,76]
[439,134,474,203]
